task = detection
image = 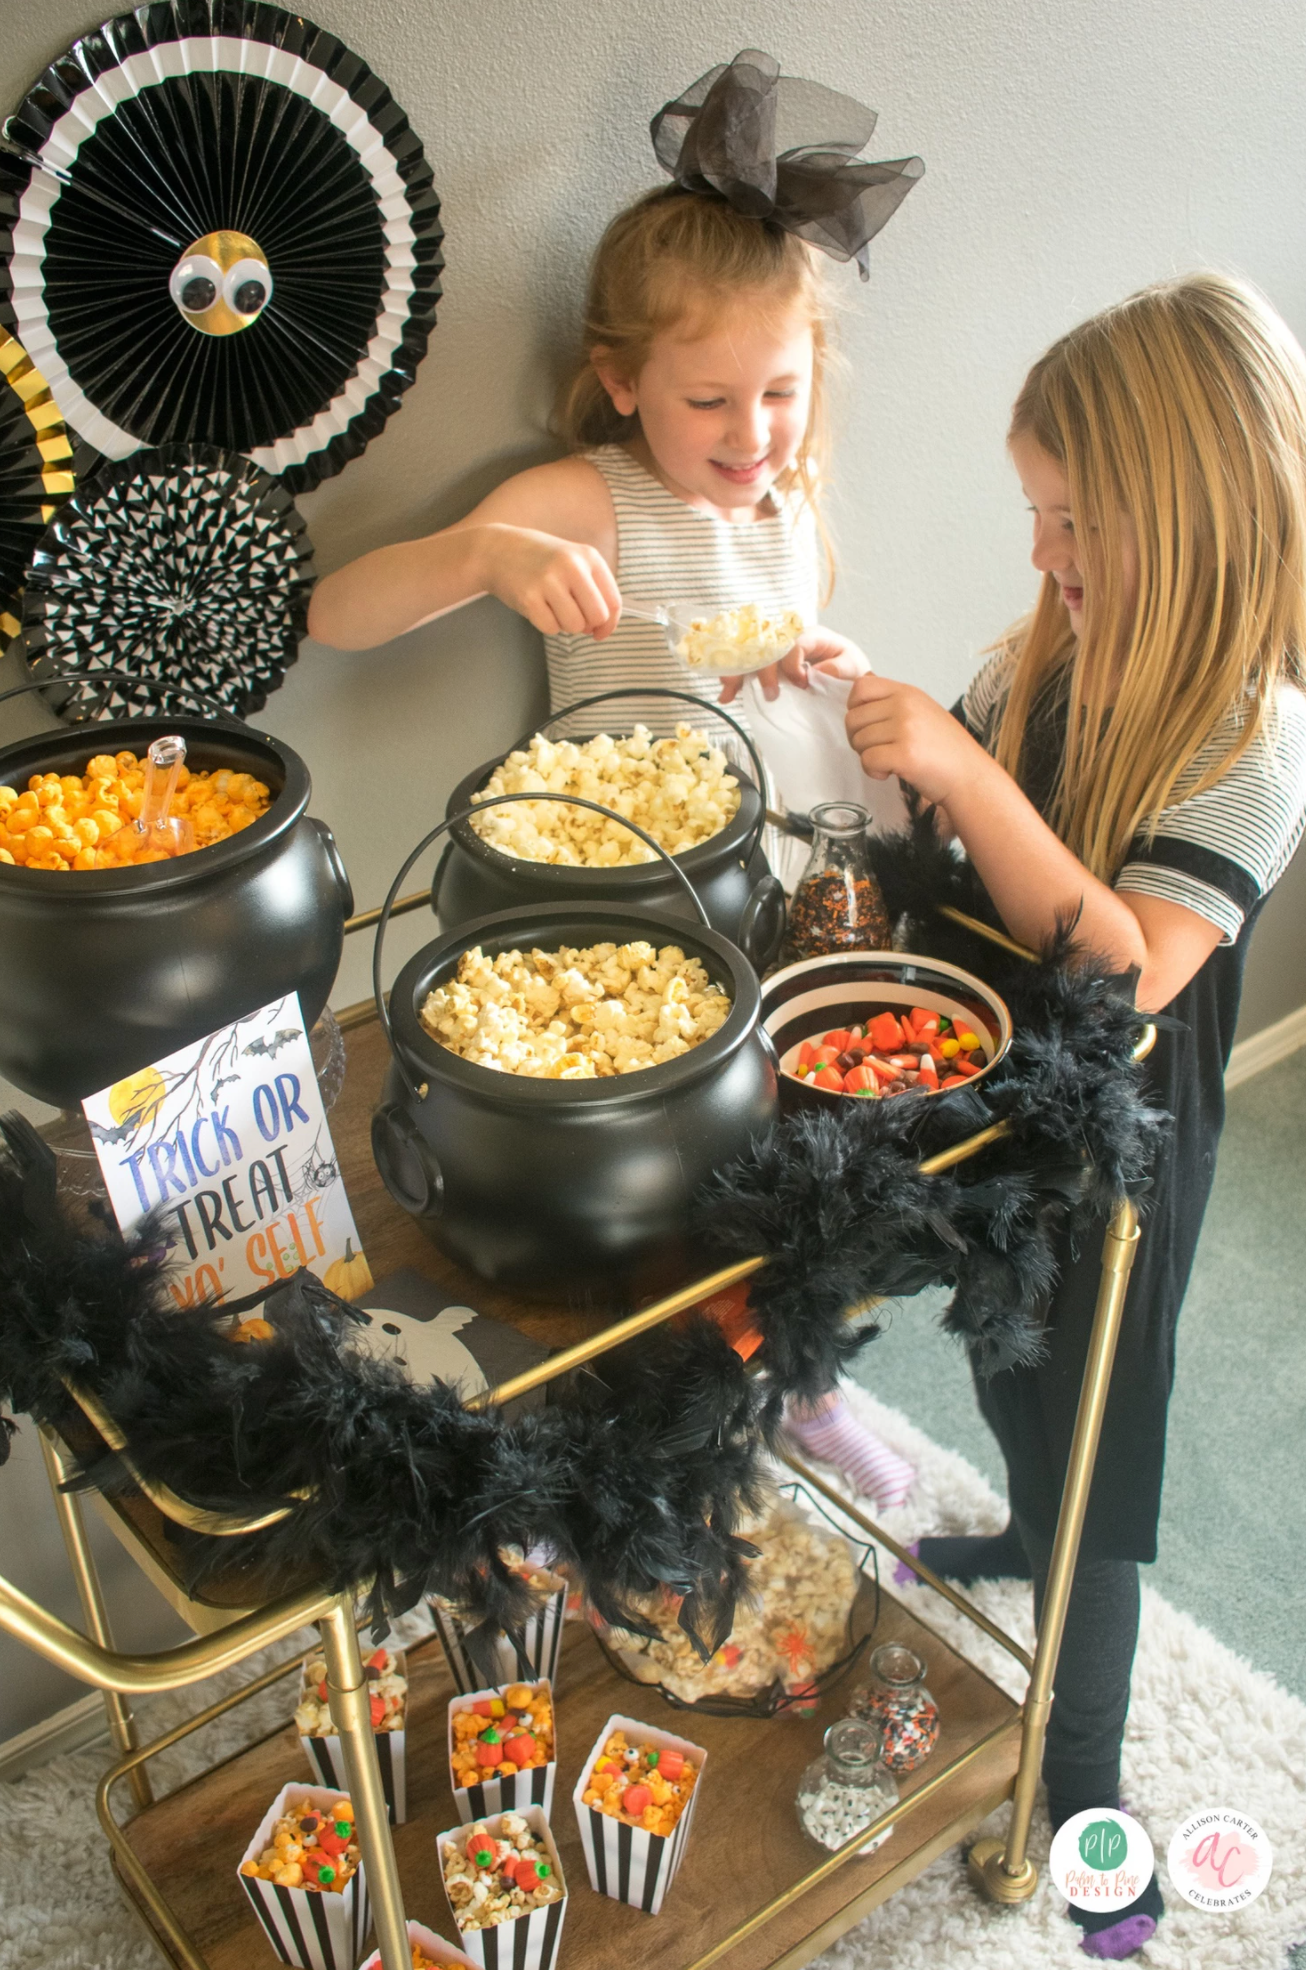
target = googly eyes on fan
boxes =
[168,237,274,335]
[0,0,444,493]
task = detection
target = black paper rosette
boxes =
[0,330,75,643]
[15,444,314,718]
[0,0,443,493]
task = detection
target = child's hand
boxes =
[482,524,621,639]
[845,673,982,805]
[717,628,870,704]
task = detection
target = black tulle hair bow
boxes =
[651,48,923,279]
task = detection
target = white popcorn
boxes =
[674,603,805,673]
[420,941,731,1078]
[470,724,739,866]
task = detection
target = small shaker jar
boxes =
[851,1644,940,1774]
[778,801,891,963]
[795,1717,898,1854]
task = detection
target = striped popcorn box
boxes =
[448,1679,557,1825]
[296,1643,408,1824]
[573,1715,707,1916]
[360,1919,478,1970]
[237,1784,369,1970]
[431,1579,565,1695]
[437,1805,567,1970]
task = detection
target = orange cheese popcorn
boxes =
[2,753,271,871]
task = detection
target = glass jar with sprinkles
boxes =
[850,1643,941,1774]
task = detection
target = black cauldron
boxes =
[0,714,353,1108]
[432,690,786,971]
[372,902,778,1289]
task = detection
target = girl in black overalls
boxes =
[829,273,1306,1958]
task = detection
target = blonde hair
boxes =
[996,272,1306,880]
[557,187,836,587]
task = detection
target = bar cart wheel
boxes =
[966,1836,1039,1903]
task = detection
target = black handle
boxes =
[374,790,713,1099]
[514,686,772,874]
[736,873,787,971]
[0,668,247,725]
[308,817,354,918]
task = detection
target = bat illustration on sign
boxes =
[88,1117,135,1146]
[242,1028,301,1059]
[209,1074,240,1096]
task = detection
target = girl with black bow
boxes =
[844,273,1306,1959]
[311,51,925,1508]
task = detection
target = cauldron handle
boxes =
[374,790,713,1099]
[509,686,773,873]
[0,669,247,724]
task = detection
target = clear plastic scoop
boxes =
[622,596,806,675]
[133,734,195,857]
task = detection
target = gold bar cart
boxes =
[2,904,1151,1970]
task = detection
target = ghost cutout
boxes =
[351,1302,488,1400]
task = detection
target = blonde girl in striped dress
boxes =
[310,65,925,1511]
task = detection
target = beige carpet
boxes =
[1,1388,1302,1969]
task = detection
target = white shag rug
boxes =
[1,1387,1303,1970]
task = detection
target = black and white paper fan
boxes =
[0,0,443,493]
[0,329,75,642]
[15,444,314,717]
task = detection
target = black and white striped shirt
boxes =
[961,651,1306,942]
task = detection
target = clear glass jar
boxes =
[778,801,890,963]
[795,1716,898,1853]
[850,1644,941,1774]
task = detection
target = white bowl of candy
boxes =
[761,951,1013,1111]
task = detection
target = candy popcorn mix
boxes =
[674,603,804,673]
[419,940,731,1078]
[469,724,739,866]
[441,1813,562,1932]
[580,1729,698,1836]
[604,1499,859,1701]
[295,1646,406,1736]
[451,1682,554,1789]
[241,1798,360,1892]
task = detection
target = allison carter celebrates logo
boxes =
[1166,1808,1273,1912]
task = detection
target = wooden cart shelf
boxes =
[22,998,1148,1966]
[121,1597,1020,1970]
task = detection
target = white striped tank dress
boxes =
[543,445,821,741]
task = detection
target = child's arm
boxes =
[845,673,1223,1011]
[307,457,622,649]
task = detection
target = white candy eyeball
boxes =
[224,257,273,318]
[169,254,223,315]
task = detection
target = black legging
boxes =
[1015,1514,1141,1815]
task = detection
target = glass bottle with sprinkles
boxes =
[778,802,890,964]
[850,1643,941,1774]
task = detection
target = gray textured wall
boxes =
[2,0,1305,1741]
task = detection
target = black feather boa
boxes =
[698,801,1169,1390]
[0,1112,764,1652]
[0,812,1166,1645]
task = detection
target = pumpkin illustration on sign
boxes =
[323,1238,373,1302]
